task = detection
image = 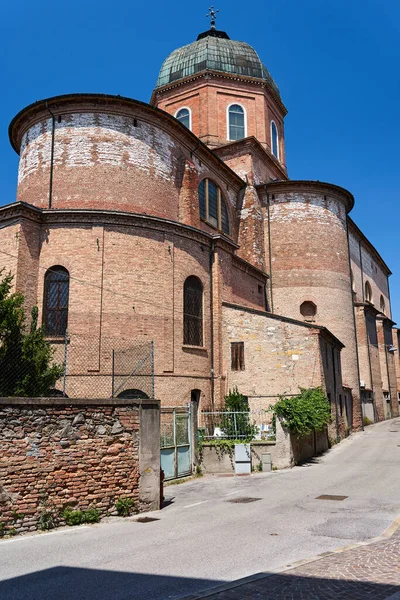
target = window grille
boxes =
[184,276,203,346]
[43,266,69,337]
[231,342,245,371]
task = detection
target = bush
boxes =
[116,497,135,517]
[271,388,331,438]
[39,511,57,531]
[62,507,101,526]
[363,416,373,426]
[221,387,257,441]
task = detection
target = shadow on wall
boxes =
[0,566,399,600]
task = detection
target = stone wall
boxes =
[0,397,160,536]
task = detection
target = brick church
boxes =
[1,14,398,436]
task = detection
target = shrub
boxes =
[116,497,135,517]
[39,511,56,531]
[271,388,331,438]
[62,508,84,526]
[83,508,101,523]
[221,387,257,441]
[363,416,373,426]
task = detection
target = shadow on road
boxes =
[0,565,399,600]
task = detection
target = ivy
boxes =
[271,388,331,438]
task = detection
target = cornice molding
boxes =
[258,180,354,213]
[151,70,287,116]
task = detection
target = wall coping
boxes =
[0,397,160,407]
[201,440,276,447]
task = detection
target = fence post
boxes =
[62,328,69,397]
[233,412,238,439]
[190,398,199,469]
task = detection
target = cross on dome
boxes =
[206,6,219,30]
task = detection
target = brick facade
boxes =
[0,25,397,432]
[0,397,160,535]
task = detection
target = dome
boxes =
[155,29,280,96]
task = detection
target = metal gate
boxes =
[160,407,192,481]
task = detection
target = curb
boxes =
[180,515,400,599]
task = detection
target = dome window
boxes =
[271,121,279,159]
[198,179,230,235]
[175,107,191,130]
[228,104,246,141]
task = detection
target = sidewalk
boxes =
[183,519,400,600]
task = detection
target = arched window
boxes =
[117,389,149,399]
[43,266,69,337]
[380,295,385,313]
[228,104,245,141]
[184,276,203,346]
[198,179,230,235]
[175,108,191,130]
[365,281,372,303]
[271,121,279,159]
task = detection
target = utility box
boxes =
[234,444,251,475]
[261,452,272,472]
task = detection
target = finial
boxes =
[206,6,219,30]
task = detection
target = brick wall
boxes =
[0,397,160,535]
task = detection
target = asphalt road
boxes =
[1,419,399,600]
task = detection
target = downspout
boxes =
[209,240,215,411]
[348,228,364,430]
[331,347,340,443]
[265,187,274,313]
[384,332,393,419]
[45,102,56,209]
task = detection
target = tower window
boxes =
[175,107,191,130]
[43,266,69,337]
[228,104,245,141]
[183,276,203,346]
[231,342,245,371]
[198,179,230,235]
[300,301,317,320]
[380,295,385,313]
[365,281,372,303]
[271,121,279,159]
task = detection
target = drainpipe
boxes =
[45,102,56,209]
[384,333,393,419]
[331,347,340,443]
[265,187,274,313]
[209,240,215,411]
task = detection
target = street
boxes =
[0,419,399,600]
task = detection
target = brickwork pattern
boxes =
[184,528,400,600]
[0,401,141,535]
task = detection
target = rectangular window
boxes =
[231,342,245,371]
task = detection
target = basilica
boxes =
[1,14,398,437]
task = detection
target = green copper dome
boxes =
[155,29,280,96]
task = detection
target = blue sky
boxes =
[1,0,399,318]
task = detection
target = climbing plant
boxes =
[271,387,331,438]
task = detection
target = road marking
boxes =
[184,501,208,508]
[225,490,241,496]
[0,526,91,543]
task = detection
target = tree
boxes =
[0,271,63,397]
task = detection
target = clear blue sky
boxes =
[1,0,399,318]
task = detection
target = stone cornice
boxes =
[150,70,288,116]
[231,255,268,280]
[257,180,354,214]
[214,136,289,181]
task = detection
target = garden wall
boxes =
[199,421,329,474]
[0,397,160,535]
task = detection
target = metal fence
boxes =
[199,410,274,441]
